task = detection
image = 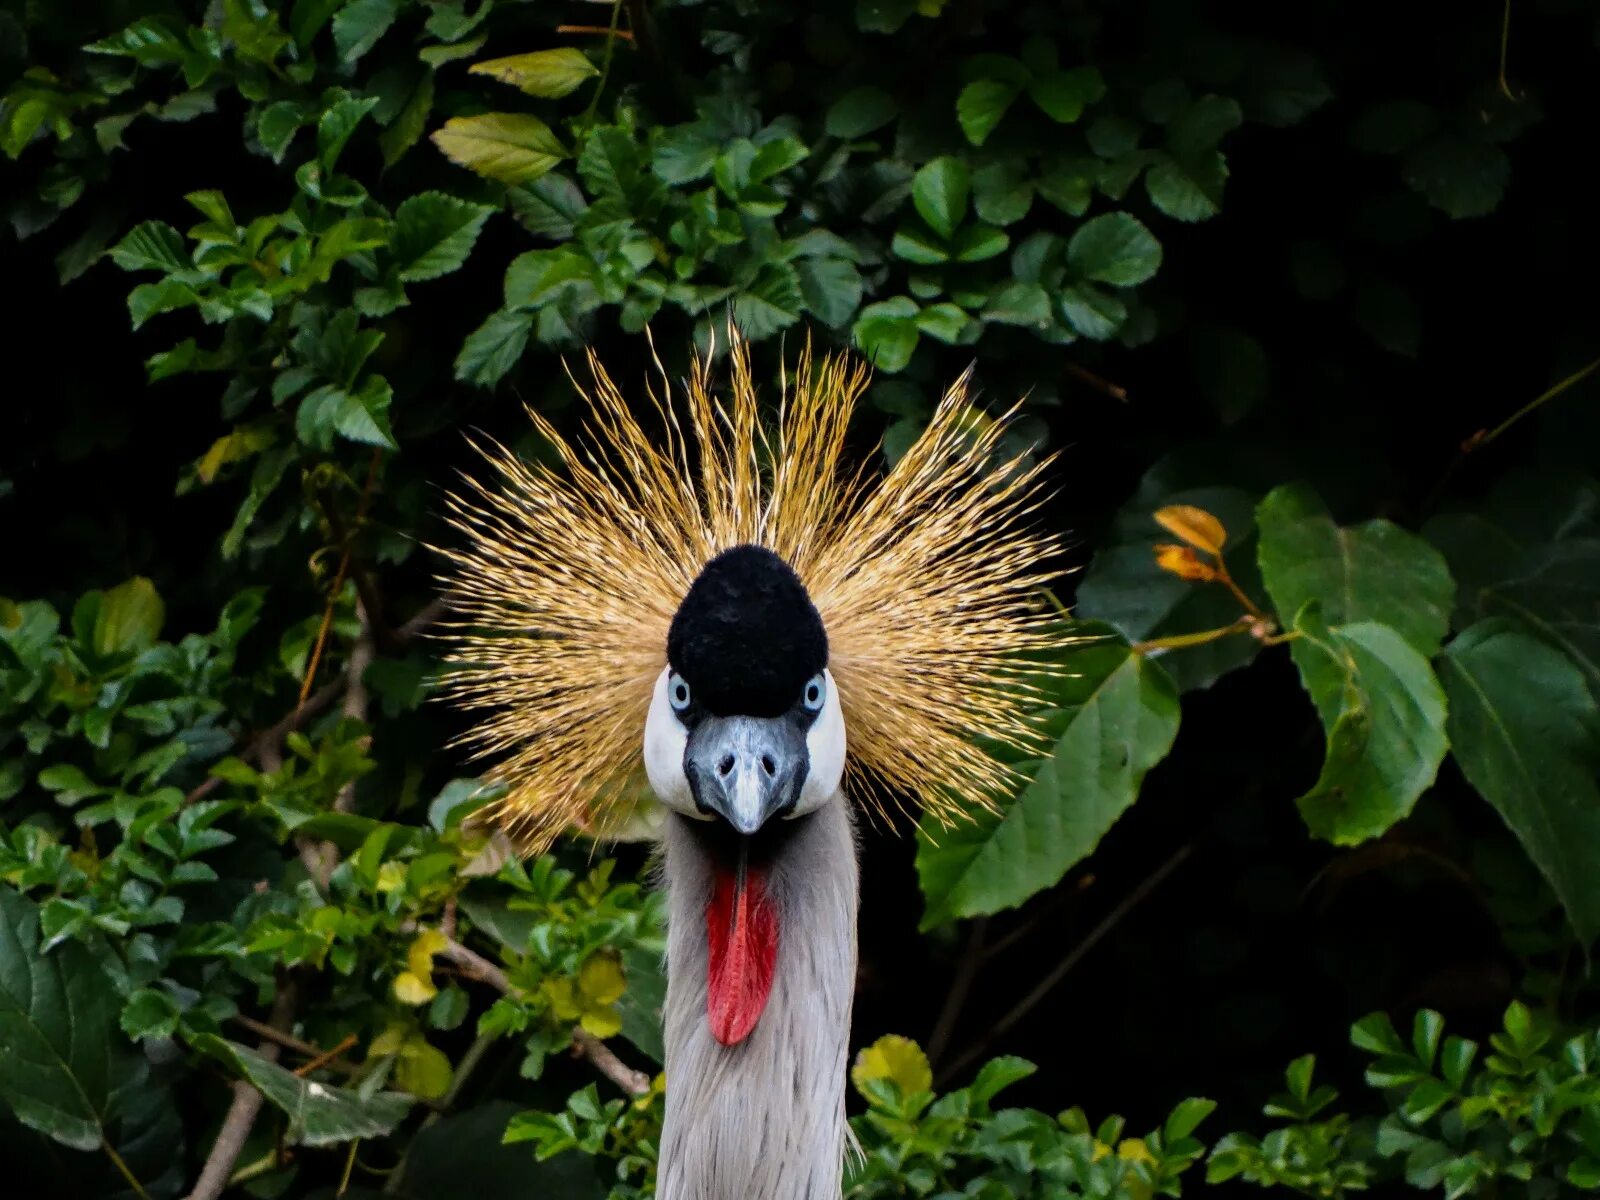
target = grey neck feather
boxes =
[657,800,859,1200]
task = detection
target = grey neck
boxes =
[657,801,859,1200]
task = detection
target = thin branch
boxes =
[429,931,650,1095]
[186,982,297,1200]
[1063,361,1128,403]
[927,918,986,1066]
[937,846,1192,1086]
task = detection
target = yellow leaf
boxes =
[579,1005,623,1039]
[375,861,406,892]
[1153,504,1227,555]
[469,48,599,99]
[543,977,581,1022]
[1153,543,1217,583]
[195,424,275,485]
[369,1021,408,1057]
[393,970,437,1005]
[1118,1138,1156,1165]
[395,1037,452,1100]
[850,1034,932,1098]
[406,928,448,978]
[577,950,626,1006]
[432,113,567,185]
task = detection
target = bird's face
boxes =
[642,544,846,833]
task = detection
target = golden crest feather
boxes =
[437,333,1070,848]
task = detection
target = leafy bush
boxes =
[4,0,1599,1196]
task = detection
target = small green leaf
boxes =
[1066,212,1162,286]
[332,0,398,62]
[108,221,190,274]
[433,113,567,185]
[826,86,898,138]
[957,79,1020,146]
[469,48,599,99]
[456,308,533,388]
[94,577,164,656]
[1027,66,1104,123]
[390,192,494,282]
[853,297,920,373]
[911,156,970,240]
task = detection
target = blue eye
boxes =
[802,673,825,712]
[669,675,692,712]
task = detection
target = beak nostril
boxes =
[761,754,775,776]
[717,754,735,776]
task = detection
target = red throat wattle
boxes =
[705,864,779,1046]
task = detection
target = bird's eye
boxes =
[801,673,825,713]
[668,674,692,713]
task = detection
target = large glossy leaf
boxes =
[1258,483,1454,656]
[1425,470,1600,691]
[190,1035,412,1146]
[915,627,1180,928]
[1287,607,1447,844]
[1440,620,1600,944]
[0,886,134,1151]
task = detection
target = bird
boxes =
[437,332,1070,1200]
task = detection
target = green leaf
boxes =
[794,256,864,329]
[826,86,898,138]
[469,48,599,99]
[433,113,567,185]
[317,94,377,173]
[190,1034,412,1145]
[911,157,969,241]
[853,297,920,373]
[94,577,164,656]
[1058,283,1125,340]
[1402,135,1509,219]
[970,1057,1037,1109]
[1257,484,1454,657]
[916,627,1180,927]
[983,281,1050,328]
[0,887,134,1151]
[1027,66,1104,123]
[914,302,969,344]
[456,308,533,388]
[120,988,180,1041]
[390,192,493,282]
[1146,151,1229,222]
[957,79,1020,147]
[1287,607,1448,845]
[733,263,803,340]
[108,221,190,274]
[332,0,398,62]
[1066,212,1162,286]
[508,174,589,240]
[1168,95,1243,158]
[1440,620,1600,944]
[951,224,1008,263]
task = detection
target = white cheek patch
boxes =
[642,668,696,815]
[796,668,846,814]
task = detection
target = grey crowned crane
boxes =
[439,337,1068,1200]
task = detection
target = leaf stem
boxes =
[1134,618,1252,654]
[578,0,627,130]
[102,1138,150,1200]
[1466,352,1600,455]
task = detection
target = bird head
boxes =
[644,544,846,835]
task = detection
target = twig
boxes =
[558,23,633,38]
[428,930,651,1095]
[293,1033,359,1077]
[186,983,297,1200]
[101,1138,150,1199]
[937,845,1192,1086]
[299,451,384,708]
[334,600,375,814]
[1497,0,1522,101]
[1063,361,1128,403]
[927,918,986,1065]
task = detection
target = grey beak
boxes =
[683,715,809,834]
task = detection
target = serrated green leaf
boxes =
[456,307,533,388]
[108,221,190,274]
[390,192,493,282]
[332,0,398,62]
[93,577,164,656]
[1066,212,1162,286]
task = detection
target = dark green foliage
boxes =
[3,0,1600,1195]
